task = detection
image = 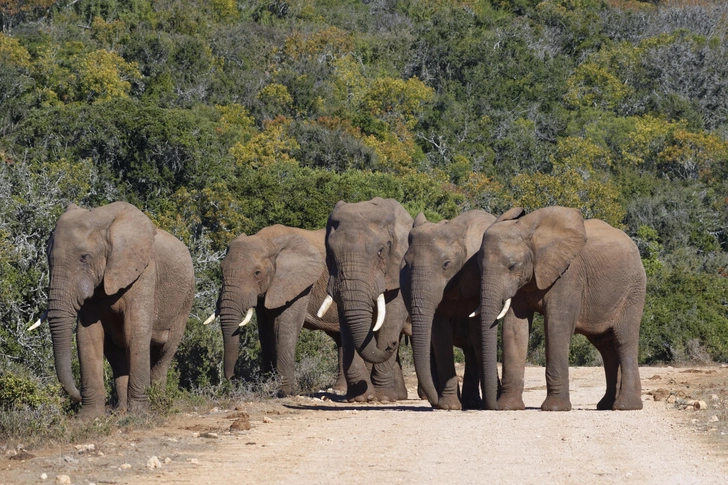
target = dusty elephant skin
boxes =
[478,206,646,411]
[45,202,194,419]
[214,225,345,396]
[323,197,412,403]
[401,209,495,410]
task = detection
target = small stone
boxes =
[147,456,162,469]
[711,394,720,401]
[74,444,95,453]
[55,476,71,485]
[187,458,199,465]
[263,416,273,423]
[709,415,720,422]
[651,388,669,401]
[120,463,132,470]
[97,451,104,457]
[230,415,251,431]
[694,401,708,410]
[667,394,677,404]
[192,432,200,438]
[41,473,48,480]
[164,457,172,464]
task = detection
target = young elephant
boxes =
[43,202,194,418]
[478,206,646,411]
[206,225,344,396]
[402,210,496,410]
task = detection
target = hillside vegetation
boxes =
[2,0,728,422]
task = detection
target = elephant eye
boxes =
[508,262,518,271]
[378,247,384,257]
[80,254,91,263]
[254,270,261,277]
[442,260,451,270]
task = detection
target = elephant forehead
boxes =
[222,242,269,271]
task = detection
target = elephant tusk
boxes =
[469,306,481,318]
[239,307,254,327]
[496,298,512,320]
[27,310,47,331]
[203,312,217,325]
[373,293,386,332]
[316,294,334,319]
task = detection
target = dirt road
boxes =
[3,366,728,484]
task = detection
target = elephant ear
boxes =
[495,207,526,224]
[103,203,157,296]
[382,199,414,291]
[527,207,587,290]
[461,210,497,260]
[413,212,428,227]
[265,233,325,309]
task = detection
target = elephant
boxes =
[402,210,495,410]
[318,197,412,402]
[477,206,646,411]
[205,224,345,397]
[43,201,194,418]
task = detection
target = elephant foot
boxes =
[76,405,106,420]
[541,394,572,412]
[375,387,400,403]
[346,380,377,403]
[611,393,643,411]
[496,394,525,411]
[434,395,462,411]
[331,375,347,394]
[276,387,297,398]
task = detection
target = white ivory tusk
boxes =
[27,310,47,331]
[373,293,386,332]
[203,312,217,325]
[469,306,481,318]
[496,298,512,320]
[239,307,254,327]
[316,295,334,319]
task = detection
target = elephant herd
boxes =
[32,197,646,419]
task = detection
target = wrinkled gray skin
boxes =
[402,210,495,410]
[478,206,646,411]
[217,225,345,396]
[325,198,412,402]
[46,202,194,419]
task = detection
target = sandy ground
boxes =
[2,365,728,484]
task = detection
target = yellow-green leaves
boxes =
[0,32,30,69]
[512,137,625,226]
[77,49,141,103]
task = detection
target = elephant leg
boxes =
[273,296,308,397]
[104,335,129,413]
[341,321,376,402]
[325,330,347,393]
[541,308,578,412]
[587,332,619,410]
[370,352,401,403]
[461,344,482,410]
[77,314,107,419]
[257,306,277,376]
[150,313,187,388]
[124,310,153,413]
[393,341,408,400]
[430,315,460,410]
[498,305,531,411]
[612,314,643,410]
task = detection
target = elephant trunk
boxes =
[409,286,441,407]
[219,287,255,380]
[47,279,82,403]
[338,286,394,364]
[480,277,503,410]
